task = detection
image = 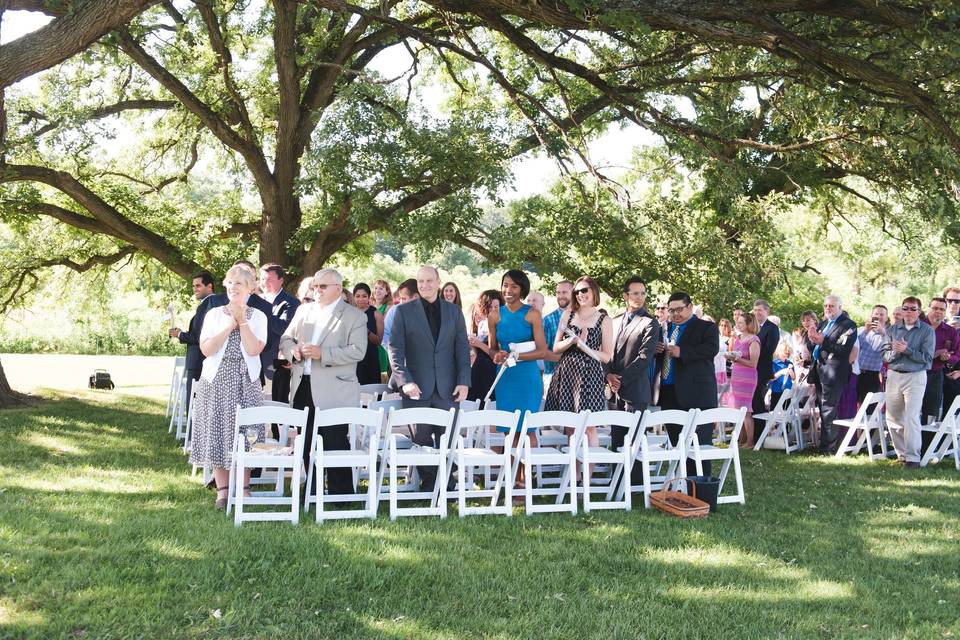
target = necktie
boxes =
[813,318,835,362]
[661,323,681,381]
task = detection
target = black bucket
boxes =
[687,476,721,512]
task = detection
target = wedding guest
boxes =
[806,295,858,454]
[797,311,819,366]
[857,305,888,403]
[353,283,384,385]
[442,281,462,308]
[525,291,545,312]
[752,299,779,430]
[836,341,861,422]
[882,296,935,467]
[542,281,574,382]
[169,271,216,400]
[382,278,418,354]
[296,278,315,303]
[921,297,958,424]
[189,265,268,510]
[258,263,300,385]
[545,276,614,477]
[489,270,547,493]
[726,311,760,447]
[892,306,904,324]
[944,286,960,329]
[468,289,504,401]
[373,279,393,378]
[769,342,795,411]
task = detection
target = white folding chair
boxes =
[304,407,384,521]
[182,386,199,455]
[921,395,960,469]
[618,409,695,508]
[794,379,820,448]
[753,387,802,453]
[514,411,588,515]
[169,375,188,438]
[451,409,522,516]
[688,407,747,505]
[228,405,309,526]
[384,407,457,520]
[359,383,391,407]
[166,356,186,420]
[579,410,642,511]
[834,392,888,460]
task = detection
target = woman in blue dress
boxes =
[488,269,547,494]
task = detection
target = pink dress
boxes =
[727,335,760,412]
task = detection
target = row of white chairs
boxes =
[220,402,748,526]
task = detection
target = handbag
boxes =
[650,478,710,518]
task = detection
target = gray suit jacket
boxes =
[279,301,367,410]
[605,310,660,408]
[387,298,471,399]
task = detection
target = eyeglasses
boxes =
[574,287,591,295]
[667,303,689,314]
[314,283,341,290]
[902,306,920,312]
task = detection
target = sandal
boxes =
[214,487,229,511]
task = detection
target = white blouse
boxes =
[199,305,268,383]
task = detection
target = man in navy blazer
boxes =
[387,265,471,489]
[169,271,217,397]
[751,299,781,433]
[258,263,300,385]
[656,292,719,476]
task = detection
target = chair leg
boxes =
[438,457,448,519]
[524,457,533,514]
[834,426,857,459]
[458,458,467,517]
[303,453,315,514]
[732,452,745,504]
[291,462,301,525]
[389,459,398,522]
[642,454,653,509]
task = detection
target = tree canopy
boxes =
[0,0,958,311]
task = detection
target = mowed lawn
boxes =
[1,391,959,639]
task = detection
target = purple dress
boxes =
[726,335,759,412]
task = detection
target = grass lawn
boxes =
[1,390,959,639]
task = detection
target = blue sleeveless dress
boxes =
[494,304,543,432]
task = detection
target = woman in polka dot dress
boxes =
[189,265,268,510]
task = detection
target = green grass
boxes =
[1,390,959,639]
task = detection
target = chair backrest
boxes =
[359,383,390,395]
[174,356,186,367]
[459,399,481,413]
[856,392,885,425]
[693,407,747,446]
[261,399,291,408]
[769,387,794,419]
[634,409,696,455]
[313,406,385,450]
[521,410,589,449]
[941,394,960,429]
[583,410,642,449]
[236,405,310,430]
[368,398,403,413]
[454,409,522,448]
[386,407,457,450]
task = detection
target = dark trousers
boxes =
[921,369,945,454]
[815,374,847,453]
[659,383,712,477]
[609,395,647,484]
[856,370,882,404]
[402,390,456,491]
[269,364,292,441]
[751,379,770,440]
[292,376,353,495]
[185,368,201,406]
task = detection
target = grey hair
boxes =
[825,294,843,308]
[312,268,343,285]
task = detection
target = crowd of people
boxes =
[171,260,957,510]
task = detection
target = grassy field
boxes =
[1,390,958,639]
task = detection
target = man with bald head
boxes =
[805,294,858,454]
[387,265,471,490]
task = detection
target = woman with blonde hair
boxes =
[725,311,761,447]
[189,265,268,510]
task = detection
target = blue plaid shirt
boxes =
[542,307,563,374]
[857,326,885,372]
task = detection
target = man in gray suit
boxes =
[387,265,471,489]
[280,268,367,494]
[605,276,659,482]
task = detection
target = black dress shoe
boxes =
[904,461,920,469]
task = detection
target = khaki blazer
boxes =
[279,301,368,410]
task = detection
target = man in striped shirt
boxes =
[856,304,888,403]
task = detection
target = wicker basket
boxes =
[650,478,710,518]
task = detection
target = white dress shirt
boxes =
[304,298,341,375]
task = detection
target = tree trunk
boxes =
[258,166,303,271]
[0,357,30,408]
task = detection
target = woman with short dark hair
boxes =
[352,282,384,385]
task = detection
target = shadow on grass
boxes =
[1,391,959,639]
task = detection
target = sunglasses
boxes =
[948,299,960,304]
[574,287,591,295]
[902,306,920,312]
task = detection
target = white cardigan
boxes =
[199,306,268,383]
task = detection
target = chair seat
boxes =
[388,448,444,465]
[318,450,374,466]
[576,446,624,463]
[833,418,869,429]
[239,453,298,467]
[457,448,501,462]
[520,447,570,463]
